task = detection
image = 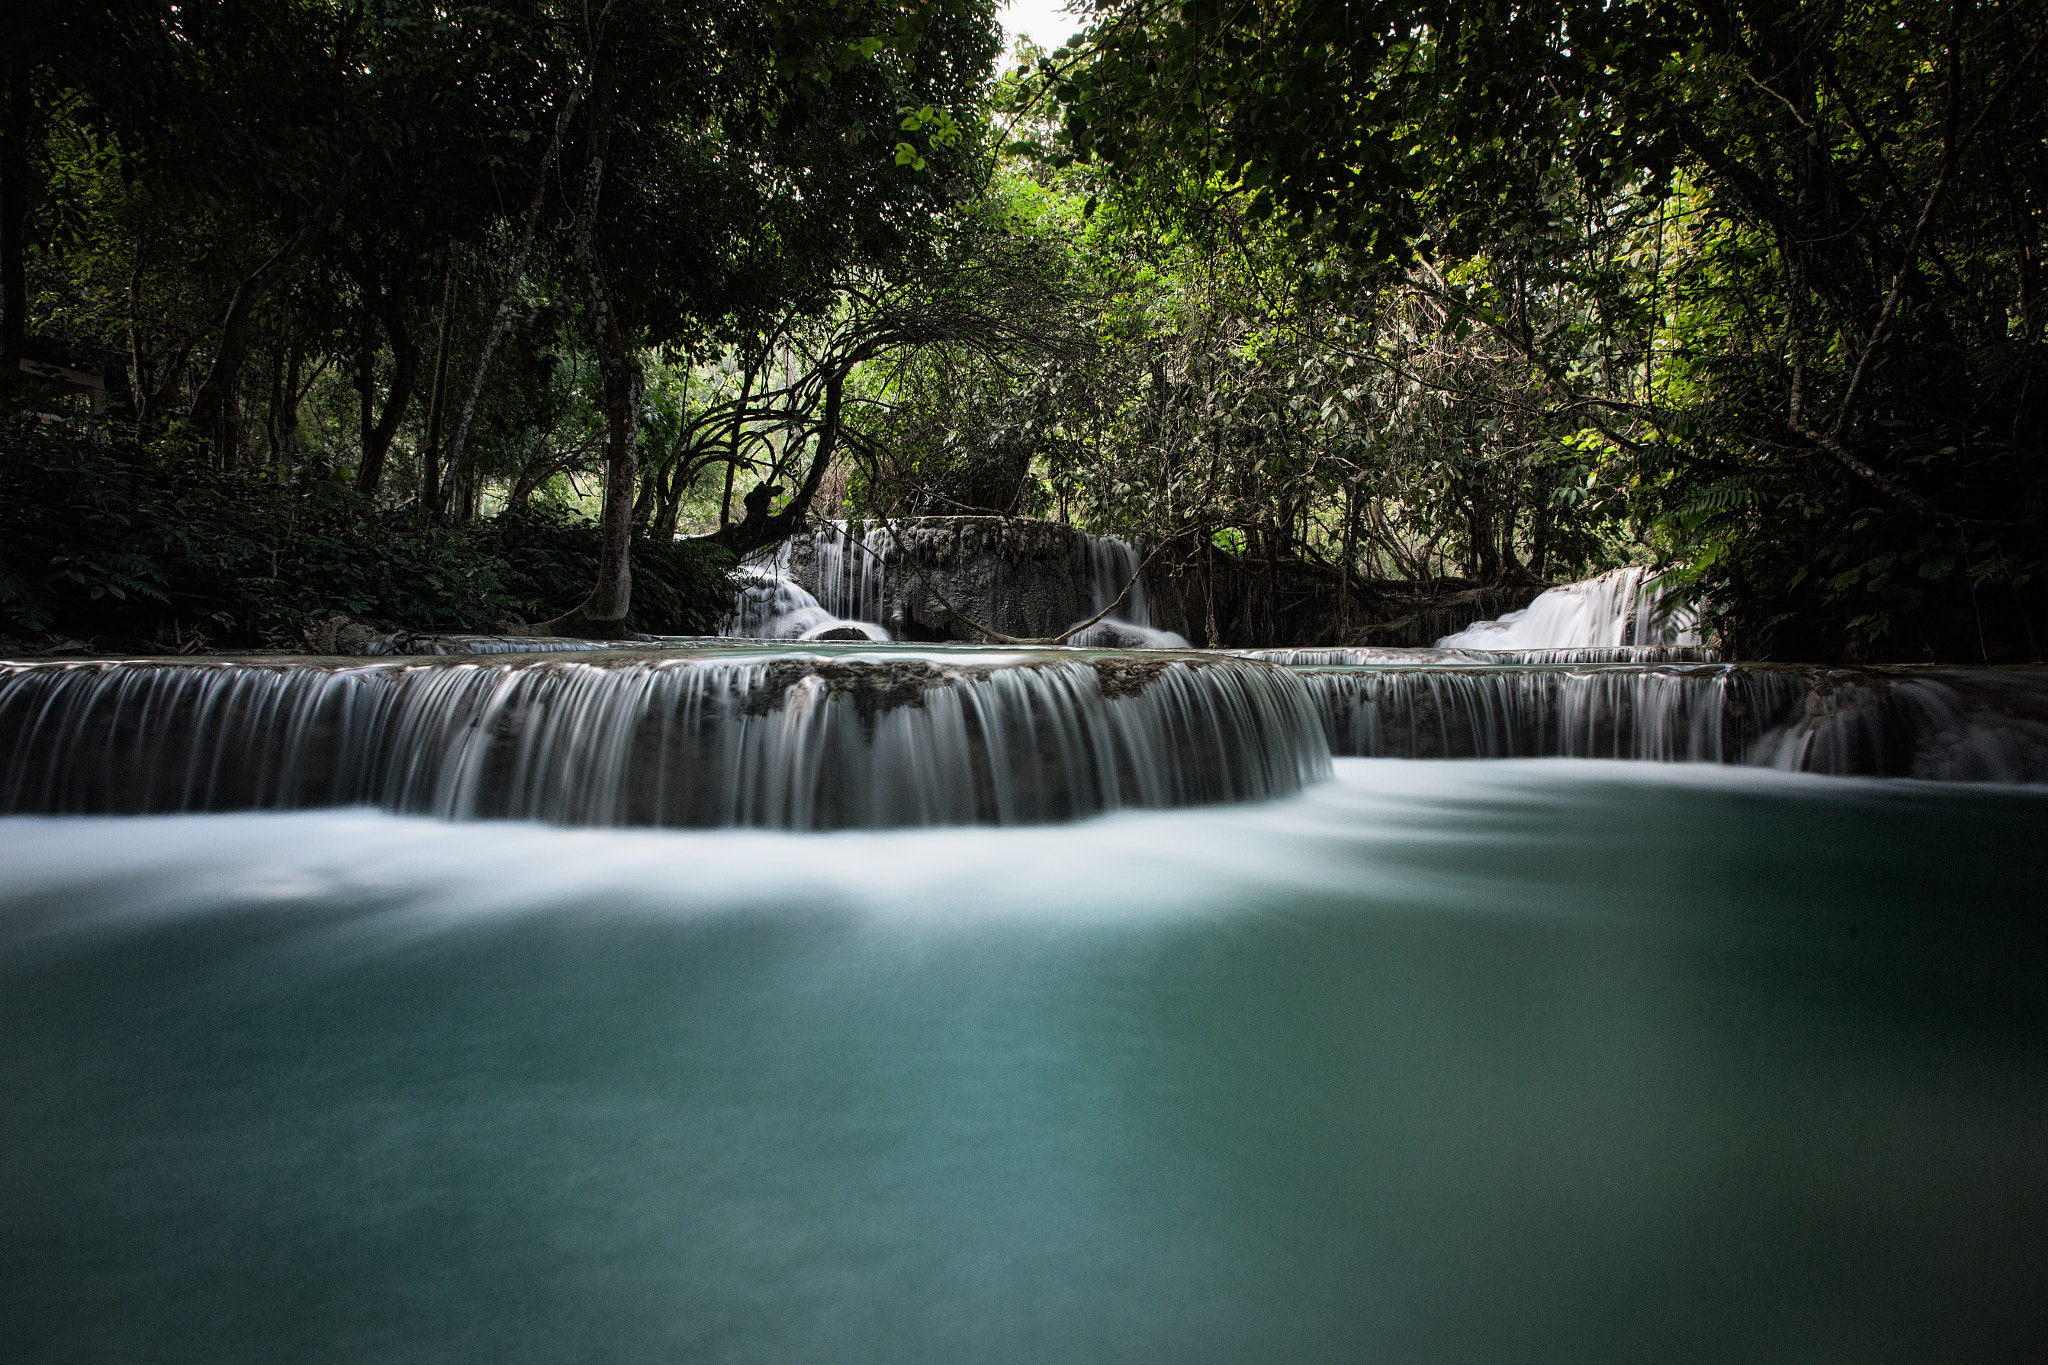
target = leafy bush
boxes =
[0,424,735,647]
[476,503,738,635]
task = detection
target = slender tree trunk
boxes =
[632,462,658,527]
[1203,537,1221,647]
[223,375,243,473]
[420,249,456,512]
[510,52,640,637]
[189,157,360,442]
[572,51,637,624]
[1498,465,1525,580]
[354,328,374,477]
[125,255,150,428]
[1338,479,1357,640]
[442,84,582,517]
[352,262,419,498]
[655,457,686,541]
[281,345,302,468]
[0,51,29,363]
[267,347,284,468]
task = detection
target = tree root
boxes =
[499,610,651,641]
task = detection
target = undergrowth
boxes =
[0,424,736,648]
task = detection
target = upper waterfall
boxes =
[1436,566,1702,651]
[723,519,1188,647]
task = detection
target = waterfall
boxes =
[1249,646,1717,666]
[1064,533,1190,648]
[1436,567,1703,650]
[1301,664,2048,780]
[0,654,1331,830]
[723,520,1188,646]
[1745,667,2048,780]
[722,564,891,642]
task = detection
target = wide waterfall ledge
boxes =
[0,648,1330,831]
[1301,662,2048,781]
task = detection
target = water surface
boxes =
[3,761,2044,1363]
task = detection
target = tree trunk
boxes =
[280,345,302,468]
[1,51,29,363]
[508,52,641,638]
[1338,479,1357,640]
[420,250,456,512]
[266,347,284,469]
[351,261,419,498]
[125,256,150,427]
[442,84,581,519]
[354,328,374,477]
[189,157,360,443]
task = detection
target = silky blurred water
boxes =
[2,760,2044,1364]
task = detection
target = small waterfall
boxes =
[720,523,912,640]
[1746,668,2048,781]
[722,521,933,641]
[1437,567,1702,650]
[0,654,1331,830]
[722,564,891,642]
[1304,666,1802,762]
[1249,645,1717,666]
[1301,664,2048,779]
[1065,532,1190,648]
[723,520,1187,646]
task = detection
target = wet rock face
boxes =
[737,653,1224,720]
[742,659,949,721]
[781,517,1180,642]
[308,615,408,656]
[1090,657,1186,700]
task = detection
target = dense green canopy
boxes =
[2,0,2040,659]
[1050,0,2047,657]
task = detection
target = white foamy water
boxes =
[1438,566,1701,650]
[725,522,1188,647]
[0,651,1329,828]
[1,759,2034,938]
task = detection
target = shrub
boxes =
[0,423,735,647]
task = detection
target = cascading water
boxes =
[722,565,892,642]
[723,520,1187,646]
[721,522,898,640]
[1061,532,1191,648]
[8,589,2048,1365]
[1304,665,1800,764]
[1436,565,1703,650]
[0,651,1330,830]
[1248,645,1717,666]
[1300,663,2048,779]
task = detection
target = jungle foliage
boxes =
[1043,0,2048,659]
[3,0,2040,659]
[0,427,735,647]
[4,0,1002,641]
